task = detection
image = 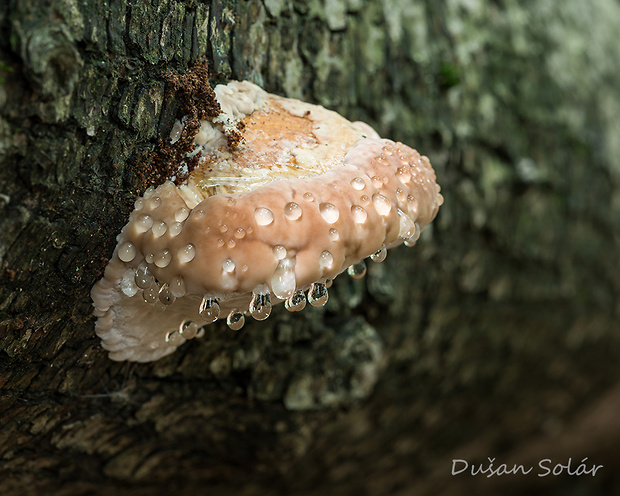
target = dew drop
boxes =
[284,202,302,220]
[319,203,339,224]
[169,276,186,297]
[120,271,139,297]
[143,286,158,303]
[271,258,296,299]
[371,176,383,188]
[396,166,411,183]
[273,245,287,260]
[219,223,229,233]
[179,320,199,339]
[228,239,236,248]
[158,283,176,305]
[350,177,365,190]
[254,207,274,226]
[154,249,171,268]
[165,330,185,346]
[234,227,246,239]
[319,251,334,272]
[360,195,370,205]
[329,228,340,241]
[303,192,315,202]
[143,186,155,199]
[174,207,189,222]
[199,296,220,323]
[118,241,136,262]
[398,208,416,239]
[135,214,153,233]
[169,222,183,236]
[193,209,206,220]
[145,253,154,264]
[178,244,196,263]
[152,221,167,237]
[347,261,367,279]
[351,205,367,224]
[370,243,387,263]
[134,198,144,210]
[135,266,154,289]
[222,258,235,273]
[227,309,245,331]
[396,188,407,204]
[285,290,307,312]
[404,222,421,247]
[250,283,272,321]
[308,281,329,307]
[149,196,162,209]
[372,194,392,216]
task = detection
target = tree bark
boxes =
[1,1,620,495]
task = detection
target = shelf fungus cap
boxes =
[91,80,443,362]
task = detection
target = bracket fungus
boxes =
[91,79,443,362]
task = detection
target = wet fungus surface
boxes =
[91,76,443,362]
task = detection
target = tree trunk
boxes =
[1,1,619,495]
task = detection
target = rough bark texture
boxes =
[1,1,619,495]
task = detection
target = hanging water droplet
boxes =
[178,244,196,263]
[347,261,367,279]
[329,228,339,241]
[143,186,156,198]
[165,329,185,346]
[285,289,307,312]
[303,192,315,202]
[398,208,416,239]
[273,245,287,260]
[404,222,421,247]
[250,283,272,320]
[370,243,387,263]
[118,241,136,262]
[319,203,339,224]
[135,266,154,289]
[227,309,245,331]
[308,281,329,307]
[134,198,144,210]
[158,283,176,305]
[351,205,367,224]
[319,250,334,272]
[143,286,158,303]
[254,207,274,226]
[284,202,302,220]
[199,296,220,323]
[222,258,235,273]
[179,320,199,339]
[120,271,139,297]
[145,253,154,264]
[169,276,186,297]
[234,227,246,239]
[270,258,296,299]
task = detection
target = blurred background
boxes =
[1,1,619,495]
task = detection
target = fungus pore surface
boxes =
[91,80,443,362]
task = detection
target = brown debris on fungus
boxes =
[91,76,444,362]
